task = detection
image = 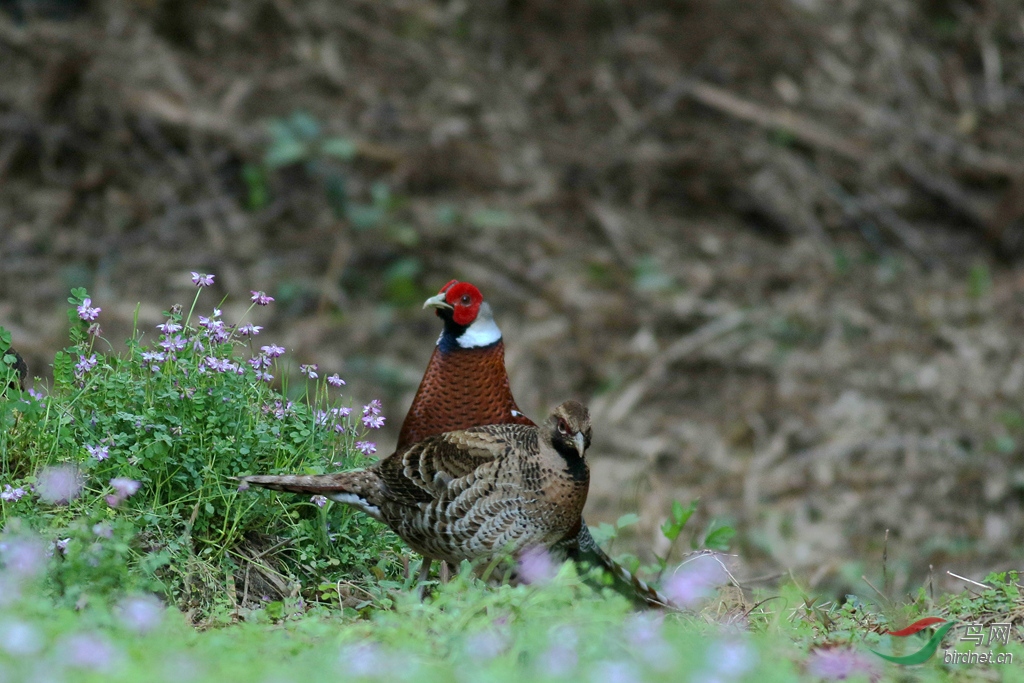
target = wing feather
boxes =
[373,424,534,507]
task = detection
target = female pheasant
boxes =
[240,401,592,567]
[397,280,672,608]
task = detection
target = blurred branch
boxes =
[656,78,867,162]
[606,310,746,424]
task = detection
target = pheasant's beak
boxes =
[423,292,454,311]
[573,432,586,458]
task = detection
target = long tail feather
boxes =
[238,472,385,520]
[568,523,675,610]
[238,474,356,495]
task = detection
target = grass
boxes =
[1,279,1022,682]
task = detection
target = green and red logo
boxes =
[870,617,956,665]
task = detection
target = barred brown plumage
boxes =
[240,401,592,567]
[395,280,673,609]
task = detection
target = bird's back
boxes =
[377,423,588,565]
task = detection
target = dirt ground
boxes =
[3,0,1024,597]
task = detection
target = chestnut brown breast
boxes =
[397,340,534,450]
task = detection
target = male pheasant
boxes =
[397,280,533,449]
[241,401,592,569]
[398,280,671,608]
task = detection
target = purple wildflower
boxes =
[55,538,70,555]
[262,400,294,420]
[206,357,238,373]
[27,388,44,403]
[361,414,385,429]
[210,327,231,344]
[74,353,98,378]
[92,522,113,539]
[261,344,285,358]
[363,399,382,416]
[701,639,757,680]
[338,643,386,678]
[517,546,557,585]
[36,465,83,504]
[0,619,43,656]
[0,535,47,578]
[664,553,728,607]
[355,441,376,455]
[1,485,26,502]
[535,626,578,677]
[254,371,273,382]
[159,335,187,352]
[805,647,880,681]
[141,351,166,364]
[106,478,141,508]
[335,406,352,418]
[198,311,222,329]
[87,322,102,338]
[300,364,319,379]
[311,495,328,508]
[76,298,101,321]
[464,629,508,662]
[86,444,110,461]
[327,374,345,387]
[251,291,275,306]
[317,409,350,430]
[238,323,262,336]
[590,661,639,683]
[62,633,120,671]
[116,595,164,634]
[157,320,182,334]
[191,272,215,287]
[623,614,672,669]
[537,644,578,678]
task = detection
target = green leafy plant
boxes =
[657,499,735,574]
[0,328,22,393]
[589,499,736,592]
[0,278,405,618]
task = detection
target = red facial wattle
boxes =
[444,282,483,327]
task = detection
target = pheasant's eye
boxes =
[557,421,568,435]
[460,294,471,305]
